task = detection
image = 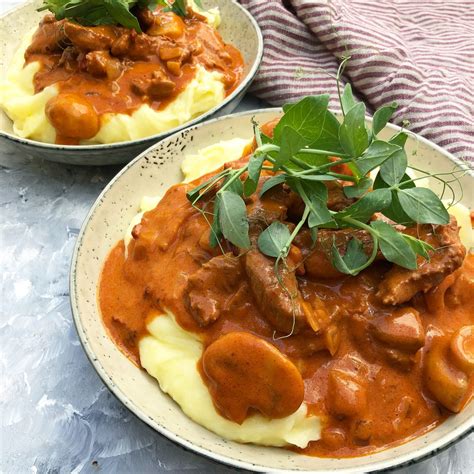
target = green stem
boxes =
[218,165,248,194]
[297,148,349,158]
[281,206,311,257]
[327,172,357,182]
[340,216,380,273]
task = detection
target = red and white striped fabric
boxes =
[239,0,474,161]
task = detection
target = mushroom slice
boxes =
[202,332,304,424]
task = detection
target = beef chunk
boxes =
[370,307,425,352]
[135,6,155,30]
[377,217,466,305]
[63,22,115,52]
[186,254,243,327]
[111,32,157,60]
[131,69,176,99]
[243,249,308,334]
[26,19,67,54]
[83,51,122,79]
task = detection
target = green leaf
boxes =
[372,102,397,136]
[331,237,369,276]
[402,234,434,261]
[337,188,391,222]
[389,131,408,148]
[105,0,142,32]
[291,180,333,227]
[257,222,291,258]
[310,227,318,246]
[343,177,373,198]
[273,95,330,145]
[209,199,222,248]
[218,191,250,249]
[339,102,369,158]
[356,140,401,176]
[397,187,450,224]
[308,111,345,155]
[276,125,308,168]
[380,148,407,185]
[223,173,243,196]
[260,174,286,197]
[244,154,265,196]
[341,83,357,115]
[370,220,417,269]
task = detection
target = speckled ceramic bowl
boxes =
[70,109,473,472]
[0,0,262,165]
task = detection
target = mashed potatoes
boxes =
[140,312,321,448]
[0,6,226,145]
[129,138,321,448]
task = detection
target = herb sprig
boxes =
[187,58,464,277]
[38,0,198,32]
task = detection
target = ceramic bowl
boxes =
[0,0,263,165]
[70,109,473,472]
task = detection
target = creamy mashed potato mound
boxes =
[140,312,321,448]
[0,8,226,145]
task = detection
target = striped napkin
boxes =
[240,0,474,161]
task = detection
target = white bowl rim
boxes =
[70,107,474,473]
[0,0,264,151]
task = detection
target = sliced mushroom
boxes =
[202,332,304,423]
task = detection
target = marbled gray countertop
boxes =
[0,2,473,473]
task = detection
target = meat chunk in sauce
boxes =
[243,249,309,334]
[63,22,115,52]
[327,368,367,418]
[202,332,304,423]
[26,17,66,54]
[377,217,466,305]
[131,69,176,99]
[370,307,425,353]
[84,51,122,80]
[186,254,243,327]
[350,307,424,370]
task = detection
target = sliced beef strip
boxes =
[376,217,466,305]
[243,249,308,334]
[186,254,243,327]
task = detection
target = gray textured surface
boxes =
[0,1,473,473]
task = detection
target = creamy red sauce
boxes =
[98,124,473,458]
[24,7,244,144]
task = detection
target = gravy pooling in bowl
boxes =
[98,117,474,457]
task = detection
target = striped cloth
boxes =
[239,0,474,161]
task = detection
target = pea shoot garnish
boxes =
[187,59,467,277]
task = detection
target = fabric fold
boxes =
[240,0,474,160]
